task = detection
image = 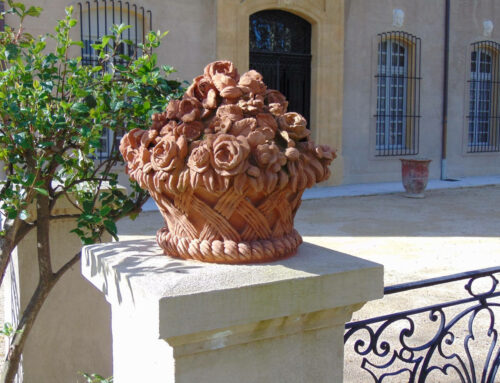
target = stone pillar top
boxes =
[82,238,383,339]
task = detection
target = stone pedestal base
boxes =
[82,238,383,383]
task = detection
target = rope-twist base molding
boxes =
[156,227,303,264]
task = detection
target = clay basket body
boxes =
[151,178,304,264]
[120,61,335,264]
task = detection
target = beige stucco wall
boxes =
[4,197,112,383]
[446,0,500,179]
[343,0,444,184]
[343,0,500,184]
[5,0,216,83]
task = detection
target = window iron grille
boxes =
[467,41,500,153]
[77,1,152,161]
[375,31,421,157]
[0,2,4,32]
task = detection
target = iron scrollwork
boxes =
[344,267,500,382]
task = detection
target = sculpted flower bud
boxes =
[268,102,287,116]
[188,143,211,174]
[216,104,244,122]
[151,112,168,131]
[220,86,243,99]
[176,121,203,141]
[285,147,300,161]
[204,88,218,110]
[231,118,256,137]
[247,165,261,178]
[256,113,278,131]
[255,143,282,172]
[141,129,158,145]
[177,98,202,123]
[212,74,237,92]
[166,100,180,119]
[266,89,287,105]
[315,144,336,161]
[247,130,267,148]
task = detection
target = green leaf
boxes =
[99,205,112,217]
[34,187,49,196]
[5,43,20,60]
[103,220,118,240]
[70,102,90,115]
[82,200,94,214]
[84,95,97,108]
[25,6,43,17]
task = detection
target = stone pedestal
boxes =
[82,238,383,383]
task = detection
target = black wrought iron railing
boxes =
[344,266,500,383]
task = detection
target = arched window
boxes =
[375,32,421,156]
[77,1,152,160]
[467,41,500,152]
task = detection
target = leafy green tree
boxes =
[0,1,183,381]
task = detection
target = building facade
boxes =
[7,0,500,185]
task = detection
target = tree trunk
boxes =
[0,280,55,383]
[1,192,54,383]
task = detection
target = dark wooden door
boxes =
[249,10,312,124]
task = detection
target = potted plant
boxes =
[120,61,336,264]
[400,158,432,198]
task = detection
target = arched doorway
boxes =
[249,10,312,124]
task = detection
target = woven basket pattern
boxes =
[150,183,303,263]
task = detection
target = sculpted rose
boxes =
[278,112,310,140]
[238,70,266,95]
[211,134,250,176]
[188,143,211,174]
[186,75,215,101]
[151,137,183,172]
[204,61,239,81]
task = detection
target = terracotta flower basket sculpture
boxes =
[120,61,335,264]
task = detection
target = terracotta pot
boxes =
[120,61,335,264]
[400,158,432,198]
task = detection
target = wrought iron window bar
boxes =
[375,31,421,157]
[344,266,500,382]
[77,1,152,162]
[467,40,500,153]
